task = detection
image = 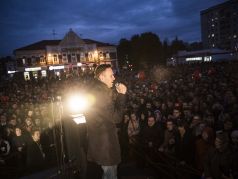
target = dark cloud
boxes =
[0,0,225,56]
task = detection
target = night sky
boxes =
[0,0,225,57]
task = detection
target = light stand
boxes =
[64,93,90,179]
[50,92,91,179]
[51,96,67,178]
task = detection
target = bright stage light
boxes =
[67,94,89,114]
[66,93,95,124]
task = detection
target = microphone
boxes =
[115,82,126,94]
[115,82,120,88]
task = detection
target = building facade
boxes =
[14,29,118,79]
[200,0,238,50]
[167,48,237,65]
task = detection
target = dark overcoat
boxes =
[26,140,45,172]
[86,79,126,166]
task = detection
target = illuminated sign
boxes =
[7,70,17,74]
[41,70,47,77]
[77,63,82,67]
[49,66,65,70]
[185,57,202,61]
[25,67,41,71]
[204,56,212,62]
[24,72,30,80]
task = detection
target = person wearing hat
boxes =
[86,64,127,179]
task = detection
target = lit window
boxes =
[54,55,57,62]
[63,54,67,61]
[40,56,45,63]
[234,34,237,38]
[204,56,212,62]
[212,34,215,37]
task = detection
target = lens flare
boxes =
[67,94,89,113]
[66,93,95,114]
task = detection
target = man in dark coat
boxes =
[204,132,233,179]
[26,128,45,173]
[86,64,127,179]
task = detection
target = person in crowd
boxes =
[141,115,163,164]
[171,108,183,125]
[128,112,140,144]
[190,115,204,137]
[223,115,234,136]
[195,127,214,173]
[138,112,147,131]
[22,117,34,141]
[0,134,10,165]
[204,132,233,179]
[230,130,238,179]
[26,128,45,173]
[40,122,55,164]
[11,126,27,172]
[159,119,176,155]
[175,120,195,166]
[119,113,130,163]
[0,114,7,132]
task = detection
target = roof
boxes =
[200,0,236,15]
[14,40,61,51]
[59,29,85,47]
[83,39,115,47]
[177,48,230,57]
[14,38,115,52]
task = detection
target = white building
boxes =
[14,29,118,79]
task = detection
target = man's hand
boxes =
[116,83,127,94]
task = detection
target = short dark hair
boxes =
[94,64,111,79]
[177,119,188,129]
[31,128,41,136]
[166,119,174,124]
[216,131,229,144]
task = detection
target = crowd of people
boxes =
[118,61,238,179]
[0,61,238,179]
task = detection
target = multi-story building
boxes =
[14,29,118,79]
[201,0,238,50]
